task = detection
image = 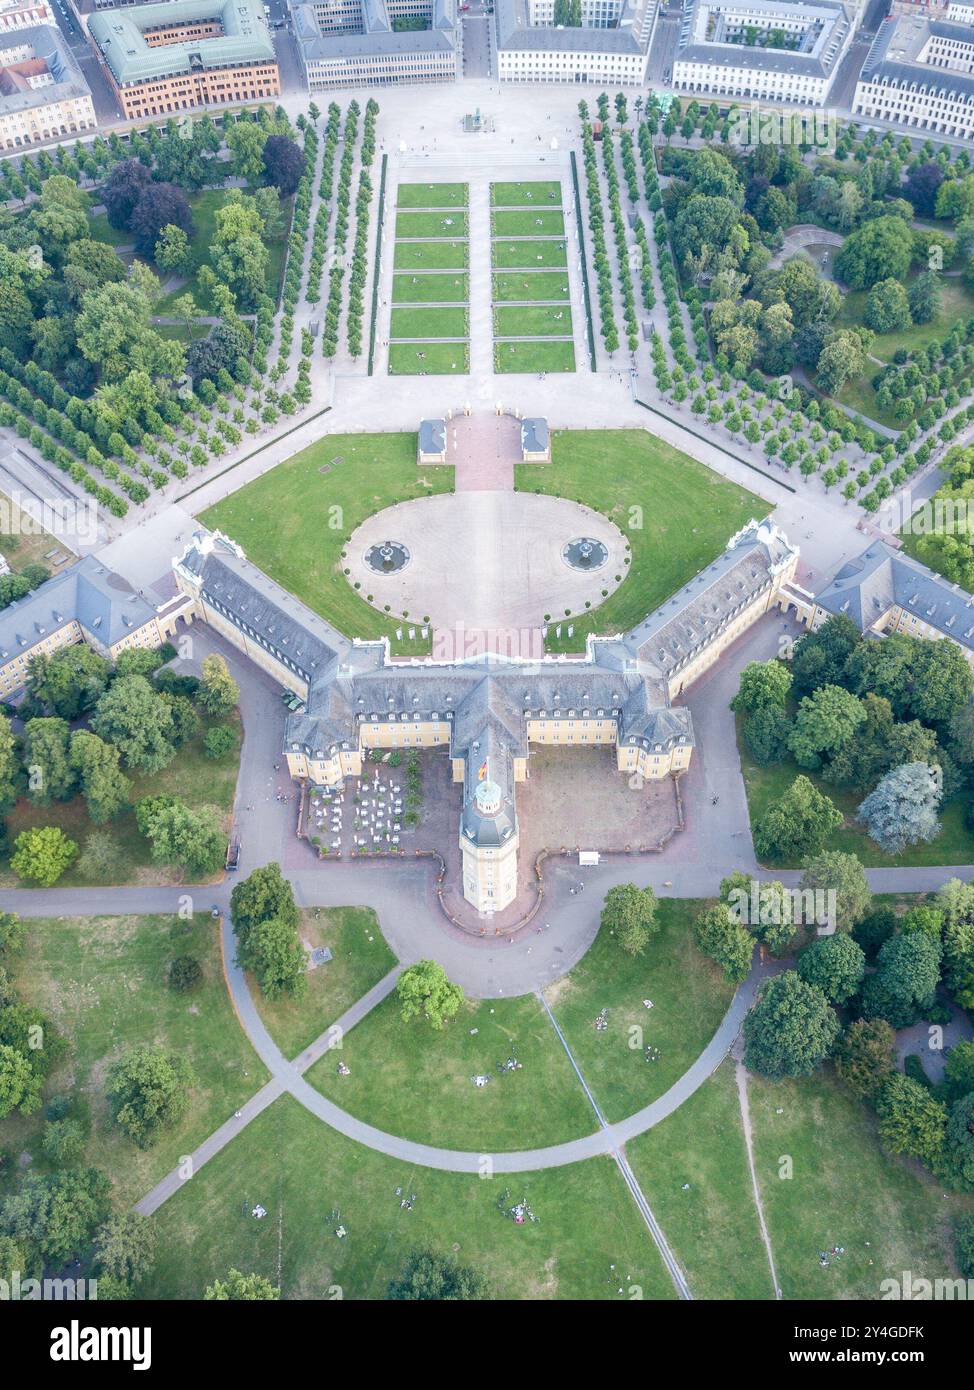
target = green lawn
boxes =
[492,238,568,269]
[396,182,468,208]
[494,304,573,337]
[627,1062,775,1300]
[739,718,974,868]
[0,488,73,571]
[492,210,565,237]
[493,271,571,302]
[146,1094,677,1300]
[0,715,242,889]
[837,275,974,363]
[749,1069,972,1299]
[0,914,266,1208]
[199,432,453,657]
[395,211,468,239]
[253,908,397,1060]
[307,992,595,1151]
[389,306,468,340]
[86,210,132,248]
[494,339,576,373]
[491,181,562,206]
[388,341,469,375]
[518,429,766,652]
[393,240,468,271]
[547,901,735,1124]
[392,272,468,303]
[153,186,290,315]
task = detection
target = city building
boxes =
[0,555,190,700]
[520,418,550,462]
[417,418,447,463]
[88,0,280,120]
[852,13,974,137]
[0,0,56,34]
[0,22,94,148]
[293,0,460,91]
[671,0,855,105]
[494,0,657,86]
[173,516,799,914]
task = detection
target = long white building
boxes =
[293,0,460,89]
[493,0,658,85]
[0,22,94,148]
[852,13,974,138]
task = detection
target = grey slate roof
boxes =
[293,0,457,64]
[815,541,974,649]
[521,417,548,453]
[675,0,853,78]
[859,14,974,101]
[0,555,157,663]
[493,0,651,55]
[0,23,92,116]
[419,418,447,455]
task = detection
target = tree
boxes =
[815,329,871,396]
[397,960,464,1030]
[944,1040,974,1106]
[864,277,911,334]
[10,826,78,886]
[262,135,306,197]
[92,675,176,773]
[0,711,18,815]
[941,1092,974,1190]
[908,269,942,326]
[833,1018,896,1100]
[796,933,865,1004]
[76,279,184,385]
[856,762,943,855]
[599,883,658,956]
[135,796,224,878]
[788,684,866,769]
[186,318,251,385]
[168,955,203,993]
[862,928,942,1028]
[154,224,191,276]
[203,724,236,760]
[26,644,111,720]
[210,195,269,312]
[904,160,946,219]
[106,1046,195,1149]
[0,913,26,956]
[694,903,754,983]
[94,1213,157,1286]
[204,1268,279,1300]
[0,1043,35,1120]
[790,614,861,697]
[237,915,306,1000]
[743,971,839,1078]
[0,1168,110,1268]
[22,717,74,804]
[197,653,239,717]
[42,1118,86,1166]
[743,705,791,765]
[101,159,151,231]
[69,731,130,824]
[800,851,872,930]
[956,1212,974,1278]
[230,862,298,953]
[226,122,268,185]
[753,775,843,863]
[731,659,791,714]
[875,1073,947,1168]
[129,182,194,258]
[834,216,914,289]
[76,830,126,883]
[388,1248,492,1301]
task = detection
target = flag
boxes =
[477,759,488,781]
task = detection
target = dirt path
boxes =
[735,1055,782,1300]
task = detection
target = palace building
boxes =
[173,516,798,913]
[852,12,974,138]
[493,0,657,86]
[293,0,460,91]
[88,0,279,119]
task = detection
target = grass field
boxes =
[492,210,565,237]
[389,306,468,340]
[492,238,568,269]
[0,715,241,889]
[546,901,735,1124]
[146,1094,677,1300]
[517,430,766,653]
[749,1069,972,1299]
[393,240,468,270]
[392,272,468,303]
[307,992,596,1151]
[0,913,266,1209]
[388,342,469,375]
[252,908,397,1060]
[738,718,974,868]
[627,1062,775,1300]
[396,182,467,208]
[395,210,468,239]
[837,275,974,363]
[86,210,132,248]
[494,340,576,373]
[199,432,453,657]
[493,271,571,302]
[0,488,74,571]
[491,181,562,206]
[494,304,573,337]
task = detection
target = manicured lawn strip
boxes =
[147,1095,677,1299]
[494,304,573,337]
[307,992,595,1151]
[388,341,469,375]
[493,271,571,302]
[491,180,562,206]
[253,908,397,1060]
[548,902,734,1124]
[392,272,469,303]
[396,182,468,208]
[494,340,576,373]
[199,432,453,657]
[390,305,468,340]
[517,430,766,653]
[395,210,468,239]
[0,914,266,1208]
[749,1069,972,1299]
[0,715,242,889]
[492,210,565,237]
[626,1062,774,1300]
[738,716,974,868]
[492,238,568,269]
[393,239,468,270]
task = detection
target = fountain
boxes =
[562,537,608,571]
[364,540,410,575]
